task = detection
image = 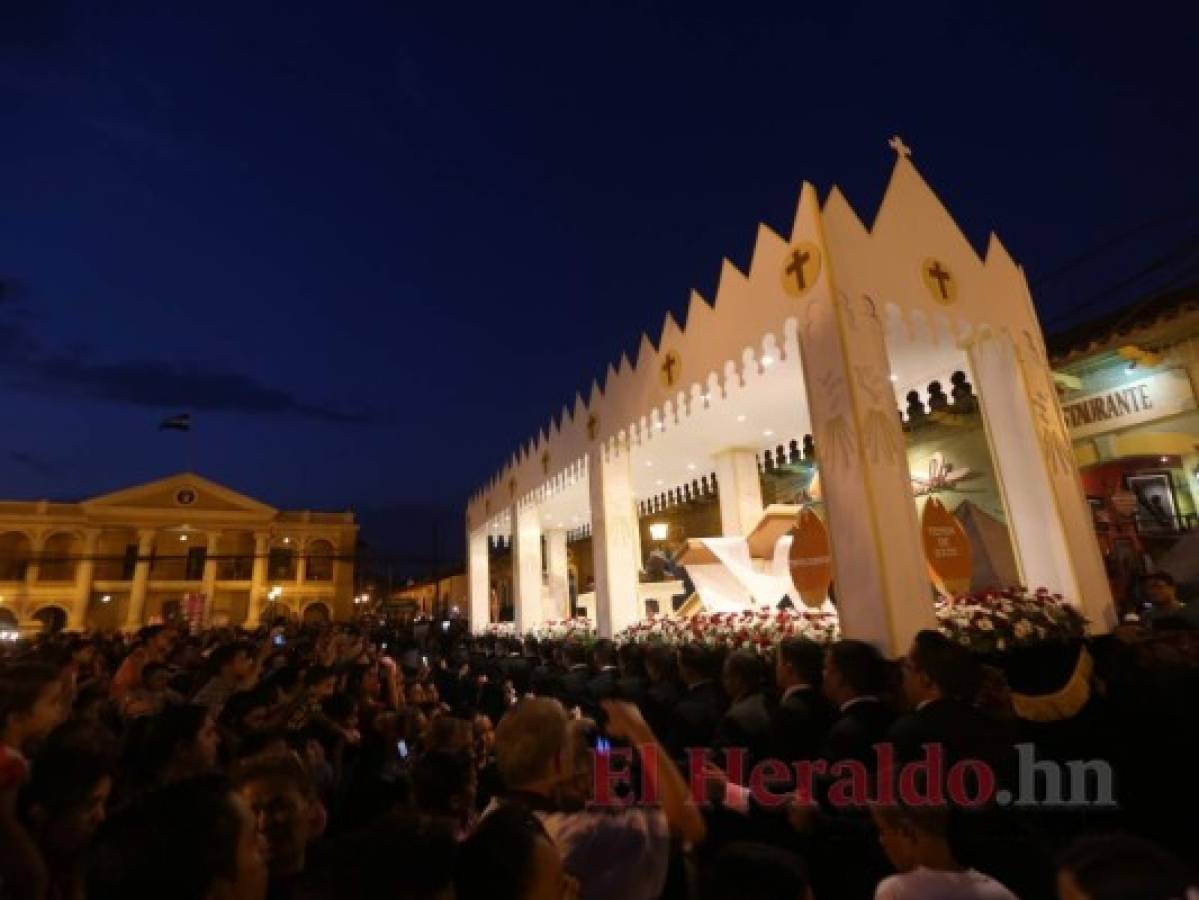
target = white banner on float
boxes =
[685,537,756,611]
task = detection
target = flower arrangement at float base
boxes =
[615,608,842,653]
[530,617,596,643]
[611,587,1086,655]
[935,586,1087,655]
[482,621,517,639]
[479,618,596,642]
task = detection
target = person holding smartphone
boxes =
[488,697,704,900]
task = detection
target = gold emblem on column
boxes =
[586,413,600,441]
[780,243,822,298]
[921,258,958,305]
[541,450,551,474]
[659,350,681,388]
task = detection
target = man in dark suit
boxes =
[714,650,773,769]
[560,641,592,714]
[889,630,1012,780]
[641,644,680,751]
[889,633,1043,898]
[529,640,565,701]
[795,640,897,900]
[615,642,648,707]
[821,639,895,772]
[670,644,727,760]
[772,637,834,765]
[498,637,533,696]
[586,639,621,710]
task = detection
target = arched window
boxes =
[306,540,335,581]
[302,602,331,625]
[33,606,67,633]
[40,533,80,582]
[0,533,32,581]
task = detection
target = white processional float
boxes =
[464,139,1116,655]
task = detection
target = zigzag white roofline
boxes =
[466,147,1041,531]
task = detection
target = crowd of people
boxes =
[0,609,1196,900]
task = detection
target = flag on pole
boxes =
[158,413,191,432]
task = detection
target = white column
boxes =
[123,530,156,631]
[798,296,935,656]
[246,532,270,626]
[70,530,100,630]
[714,448,765,536]
[201,532,221,628]
[630,498,645,579]
[511,502,542,634]
[467,527,490,631]
[969,332,1116,632]
[589,445,641,637]
[546,529,569,621]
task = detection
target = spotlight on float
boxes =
[649,522,669,542]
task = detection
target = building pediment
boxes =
[81,473,277,518]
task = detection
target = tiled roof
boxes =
[1047,281,1199,363]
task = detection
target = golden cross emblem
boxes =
[659,350,681,388]
[780,243,821,298]
[921,258,957,304]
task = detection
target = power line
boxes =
[1032,203,1199,288]
[1042,234,1199,328]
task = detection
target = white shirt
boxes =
[875,866,1018,900]
[840,695,881,712]
[781,683,815,702]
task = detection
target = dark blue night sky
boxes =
[2,1,1197,571]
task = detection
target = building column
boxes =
[123,529,156,632]
[467,527,490,632]
[201,532,221,627]
[714,448,765,536]
[69,530,100,630]
[24,533,44,587]
[295,540,308,584]
[331,537,352,620]
[511,502,542,635]
[796,292,935,656]
[969,332,1116,632]
[246,532,271,627]
[589,444,641,637]
[545,529,569,621]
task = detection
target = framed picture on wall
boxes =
[1125,472,1178,534]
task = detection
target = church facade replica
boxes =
[464,142,1116,655]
